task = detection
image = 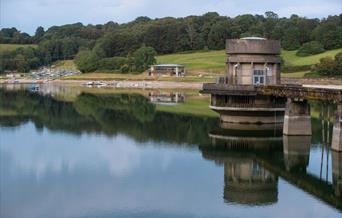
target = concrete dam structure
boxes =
[201,37,342,152]
[210,37,286,124]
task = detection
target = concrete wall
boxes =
[226,39,280,54]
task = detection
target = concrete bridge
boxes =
[201,83,342,152]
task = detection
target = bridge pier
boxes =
[283,99,312,135]
[283,136,311,172]
[332,105,342,152]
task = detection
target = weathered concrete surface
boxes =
[226,39,280,54]
[332,105,342,152]
[332,120,342,152]
[283,99,312,135]
[220,113,284,124]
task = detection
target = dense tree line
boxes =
[1,12,341,73]
[74,46,156,73]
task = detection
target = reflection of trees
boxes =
[0,90,218,146]
[0,116,29,127]
[73,93,156,123]
[0,90,98,133]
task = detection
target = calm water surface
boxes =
[0,85,341,218]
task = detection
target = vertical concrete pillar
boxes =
[251,62,254,85]
[332,104,342,152]
[283,99,312,135]
[283,136,311,172]
[332,151,342,196]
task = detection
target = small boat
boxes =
[28,85,40,92]
[83,81,107,88]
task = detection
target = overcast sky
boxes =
[1,0,341,34]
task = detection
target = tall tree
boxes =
[133,46,157,72]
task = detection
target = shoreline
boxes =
[1,77,342,90]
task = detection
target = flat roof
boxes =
[240,37,266,40]
[153,64,184,67]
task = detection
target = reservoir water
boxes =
[0,85,341,218]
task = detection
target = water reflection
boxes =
[201,147,278,206]
[1,88,342,217]
[149,91,185,105]
[283,136,311,172]
[201,124,342,210]
[0,89,218,145]
[332,151,342,197]
[203,125,282,206]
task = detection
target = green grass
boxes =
[156,48,342,72]
[155,48,342,79]
[281,71,310,78]
[0,44,37,52]
[281,48,342,66]
[156,50,226,74]
[155,95,218,117]
[53,60,78,71]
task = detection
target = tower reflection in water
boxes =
[200,123,341,210]
[201,123,283,206]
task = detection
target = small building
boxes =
[149,64,185,77]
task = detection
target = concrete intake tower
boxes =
[210,37,286,125]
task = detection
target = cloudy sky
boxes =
[1,0,341,34]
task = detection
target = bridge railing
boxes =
[211,100,286,109]
[202,83,342,103]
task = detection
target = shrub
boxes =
[97,57,128,71]
[133,46,157,72]
[296,41,325,57]
[335,52,342,75]
[313,56,335,76]
[74,50,100,73]
[313,52,342,76]
[282,65,311,73]
[120,65,130,73]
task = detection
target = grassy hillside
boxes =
[281,48,342,66]
[156,48,342,74]
[0,44,37,52]
[156,50,226,74]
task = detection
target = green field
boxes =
[281,48,342,66]
[281,71,310,78]
[156,95,217,117]
[157,50,226,74]
[157,48,342,72]
[0,44,37,52]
